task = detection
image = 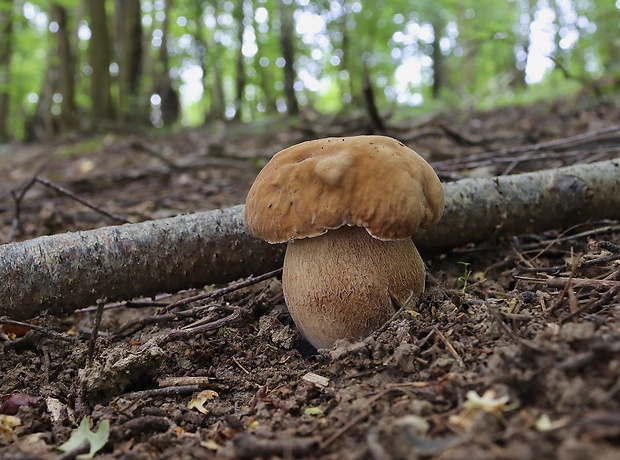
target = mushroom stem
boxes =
[282,225,426,349]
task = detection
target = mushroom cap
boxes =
[244,135,444,243]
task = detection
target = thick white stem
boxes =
[282,226,425,348]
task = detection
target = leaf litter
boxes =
[1,97,620,459]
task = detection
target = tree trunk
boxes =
[253,9,277,113]
[210,58,226,120]
[52,4,77,132]
[2,159,619,320]
[233,0,246,120]
[32,5,60,141]
[156,0,179,126]
[115,0,142,122]
[335,0,352,104]
[0,0,14,142]
[361,62,385,134]
[430,17,444,99]
[278,0,299,115]
[87,0,114,120]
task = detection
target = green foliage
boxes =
[0,0,618,140]
[457,262,472,292]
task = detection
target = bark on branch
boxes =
[1,159,619,320]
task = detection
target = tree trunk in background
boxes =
[334,0,351,103]
[115,0,143,122]
[253,10,277,113]
[188,0,208,121]
[278,0,298,116]
[456,9,475,95]
[430,18,444,99]
[362,62,385,134]
[30,2,61,140]
[194,0,225,121]
[591,0,620,72]
[156,0,179,126]
[233,0,246,121]
[210,58,226,119]
[0,0,13,142]
[52,4,77,132]
[87,0,114,120]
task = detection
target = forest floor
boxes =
[1,93,620,459]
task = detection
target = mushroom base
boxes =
[282,226,426,349]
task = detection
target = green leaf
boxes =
[58,416,110,459]
[304,406,324,416]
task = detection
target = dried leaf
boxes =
[0,414,21,443]
[188,390,219,414]
[58,416,110,459]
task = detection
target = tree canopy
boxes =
[0,0,618,142]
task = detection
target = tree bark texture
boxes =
[53,4,77,132]
[115,0,142,122]
[278,0,299,116]
[87,0,114,120]
[0,0,13,142]
[1,159,619,320]
[233,0,246,121]
[0,208,285,320]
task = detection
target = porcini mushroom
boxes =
[244,136,444,349]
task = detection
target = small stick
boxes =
[87,298,106,364]
[320,389,395,449]
[518,224,620,251]
[35,176,129,223]
[123,385,204,399]
[432,124,620,169]
[547,277,620,289]
[112,272,271,338]
[580,253,620,267]
[373,291,416,336]
[321,410,370,450]
[157,376,211,388]
[432,325,463,365]
[232,356,251,375]
[233,433,318,459]
[7,175,37,243]
[599,240,620,254]
[0,316,72,342]
[560,282,620,324]
[161,309,242,345]
[158,268,282,314]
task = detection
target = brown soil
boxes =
[1,95,620,459]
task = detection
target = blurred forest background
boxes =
[0,0,618,143]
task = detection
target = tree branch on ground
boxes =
[0,159,619,320]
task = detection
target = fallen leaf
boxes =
[463,389,510,413]
[535,413,570,431]
[200,439,222,450]
[449,389,515,431]
[188,390,219,414]
[304,406,324,416]
[57,416,110,459]
[0,414,21,443]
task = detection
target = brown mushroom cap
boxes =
[244,135,444,243]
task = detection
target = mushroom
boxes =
[244,135,444,349]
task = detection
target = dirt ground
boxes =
[1,94,620,459]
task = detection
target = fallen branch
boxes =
[0,208,285,320]
[0,159,619,320]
